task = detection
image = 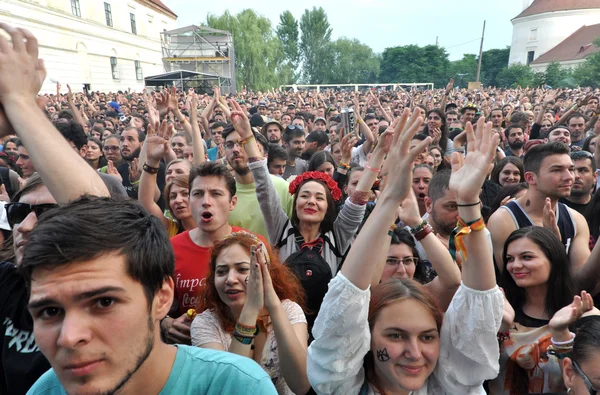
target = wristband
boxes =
[235,321,259,336]
[414,224,433,241]
[233,333,254,345]
[409,220,428,235]
[143,164,159,174]
[551,333,575,347]
[339,162,350,170]
[365,165,381,173]
[388,224,397,237]
[241,135,255,146]
[456,201,481,207]
[453,217,486,261]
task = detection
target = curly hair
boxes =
[195,232,306,332]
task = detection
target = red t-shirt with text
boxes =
[170,227,266,316]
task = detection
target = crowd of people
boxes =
[1,23,600,395]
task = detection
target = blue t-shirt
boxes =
[207,147,218,161]
[27,345,277,395]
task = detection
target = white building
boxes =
[509,0,600,70]
[0,0,177,93]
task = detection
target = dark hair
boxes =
[55,120,88,150]
[87,136,108,168]
[491,157,524,186]
[504,124,524,140]
[364,113,377,122]
[488,182,529,219]
[3,137,22,152]
[130,114,149,131]
[253,131,269,153]
[290,179,336,234]
[0,173,46,263]
[306,131,329,147]
[500,227,577,319]
[422,109,448,152]
[308,150,336,173]
[344,166,364,187]
[267,144,288,166]
[188,161,236,199]
[567,112,586,125]
[123,126,146,143]
[510,111,530,125]
[427,168,451,202]
[221,123,238,141]
[584,189,600,243]
[164,175,189,223]
[282,127,305,144]
[390,228,429,284]
[570,150,596,170]
[210,121,227,130]
[582,134,598,153]
[571,317,600,364]
[91,118,107,128]
[18,196,174,305]
[523,142,570,175]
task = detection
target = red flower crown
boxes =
[288,171,343,201]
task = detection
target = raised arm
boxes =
[66,84,86,129]
[440,78,454,115]
[448,118,500,291]
[0,24,109,203]
[341,109,431,290]
[189,95,206,167]
[138,120,172,228]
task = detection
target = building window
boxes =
[135,60,143,80]
[529,28,538,42]
[71,0,81,17]
[104,3,113,27]
[110,56,118,79]
[130,13,137,35]
[527,51,535,65]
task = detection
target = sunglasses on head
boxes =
[572,360,598,395]
[5,202,59,228]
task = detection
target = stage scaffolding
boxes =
[160,25,236,94]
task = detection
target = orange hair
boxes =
[195,232,306,332]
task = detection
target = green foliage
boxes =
[207,9,287,91]
[572,38,600,88]
[379,45,450,86]
[299,7,332,84]
[276,11,300,84]
[496,63,543,88]
[480,47,510,86]
[448,54,478,88]
[321,38,380,84]
[542,62,573,87]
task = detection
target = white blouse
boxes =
[307,273,503,395]
[191,300,307,395]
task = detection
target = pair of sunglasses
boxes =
[5,203,58,228]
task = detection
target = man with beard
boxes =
[423,169,459,251]
[547,125,571,146]
[488,142,591,282]
[490,108,504,134]
[567,113,586,149]
[261,120,283,145]
[504,124,525,158]
[560,151,597,214]
[282,126,308,179]
[223,127,293,239]
[23,198,277,395]
[118,126,166,208]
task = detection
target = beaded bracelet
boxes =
[551,333,575,348]
[388,224,397,237]
[241,135,255,146]
[233,333,254,345]
[235,321,258,336]
[497,331,511,344]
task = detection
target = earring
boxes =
[567,388,573,394]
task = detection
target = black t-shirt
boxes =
[559,197,591,216]
[0,261,50,394]
[117,160,166,210]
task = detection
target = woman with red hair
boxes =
[191,231,309,395]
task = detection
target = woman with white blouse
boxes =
[307,112,504,395]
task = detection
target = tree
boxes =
[480,47,510,86]
[379,45,450,87]
[496,63,542,88]
[543,62,573,88]
[321,38,379,84]
[207,10,287,91]
[276,11,300,84]
[299,7,332,84]
[573,37,600,88]
[448,54,478,88]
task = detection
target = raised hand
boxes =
[542,197,561,240]
[244,245,265,314]
[445,78,454,95]
[66,84,75,104]
[155,89,170,118]
[549,291,593,333]
[448,118,499,204]
[379,108,430,203]
[128,157,141,183]
[340,129,358,165]
[228,98,252,140]
[256,243,280,311]
[145,120,172,163]
[396,190,422,228]
[106,160,122,183]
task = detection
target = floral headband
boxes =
[288,171,343,201]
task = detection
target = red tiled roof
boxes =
[147,0,177,18]
[531,23,600,63]
[514,0,600,19]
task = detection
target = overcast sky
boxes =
[167,0,527,60]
